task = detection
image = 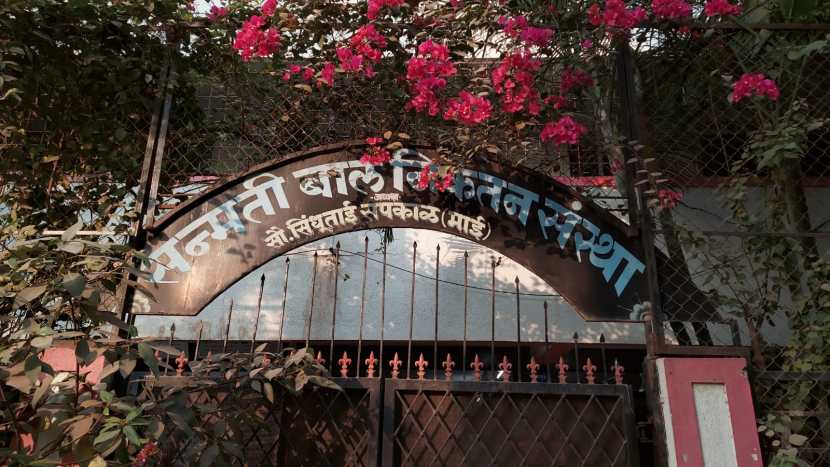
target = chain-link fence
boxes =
[634,24,830,464]
[10,14,830,464]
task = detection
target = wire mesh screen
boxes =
[633,25,830,464]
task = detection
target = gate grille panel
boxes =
[383,380,638,467]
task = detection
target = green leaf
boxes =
[89,455,106,467]
[6,375,32,393]
[58,241,84,254]
[122,425,142,446]
[263,381,274,403]
[30,335,53,349]
[75,339,97,366]
[138,343,159,377]
[14,285,47,308]
[308,375,342,391]
[61,221,83,241]
[199,444,220,467]
[147,419,164,440]
[789,433,808,446]
[85,308,132,332]
[62,273,86,297]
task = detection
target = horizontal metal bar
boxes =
[42,230,116,236]
[756,371,830,382]
[385,378,630,396]
[655,229,830,239]
[654,344,750,359]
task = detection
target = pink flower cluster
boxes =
[497,16,555,47]
[320,62,335,87]
[730,73,779,103]
[658,189,683,209]
[544,94,569,110]
[703,0,741,17]
[261,0,277,16]
[406,40,457,116]
[368,0,407,19]
[587,0,647,32]
[281,63,335,87]
[360,138,392,165]
[443,91,493,126]
[491,50,542,115]
[282,64,315,82]
[651,0,692,19]
[560,67,594,95]
[207,4,228,22]
[133,441,160,467]
[416,163,455,191]
[540,116,588,145]
[337,24,387,78]
[233,16,281,62]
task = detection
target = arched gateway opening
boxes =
[128,142,708,466]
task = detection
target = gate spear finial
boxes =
[414,353,429,380]
[442,353,455,380]
[527,357,540,383]
[389,352,402,379]
[470,354,484,381]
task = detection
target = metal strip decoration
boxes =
[130,141,704,321]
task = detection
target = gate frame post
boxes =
[615,42,670,467]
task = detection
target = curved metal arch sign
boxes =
[132,142,654,320]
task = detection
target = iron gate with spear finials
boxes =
[124,141,682,466]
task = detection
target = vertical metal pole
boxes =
[600,333,608,384]
[250,274,266,354]
[617,43,669,466]
[306,252,319,349]
[407,241,417,379]
[194,321,204,361]
[573,332,580,383]
[357,236,368,377]
[223,300,233,353]
[490,257,496,380]
[164,323,175,376]
[543,301,551,382]
[515,277,521,382]
[379,239,387,378]
[433,244,440,380]
[277,258,290,353]
[329,243,341,375]
[462,251,469,381]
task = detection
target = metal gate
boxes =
[264,377,639,467]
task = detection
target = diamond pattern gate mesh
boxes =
[383,380,639,467]
[150,376,639,467]
[155,378,381,467]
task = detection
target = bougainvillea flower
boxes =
[443,91,493,126]
[491,50,542,115]
[261,0,277,16]
[704,0,741,17]
[498,16,554,47]
[587,0,647,33]
[559,67,594,95]
[360,145,392,165]
[731,73,780,103]
[368,0,407,20]
[207,5,228,22]
[652,0,692,19]
[658,189,683,208]
[320,62,335,87]
[233,16,281,61]
[405,40,456,116]
[540,116,588,145]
